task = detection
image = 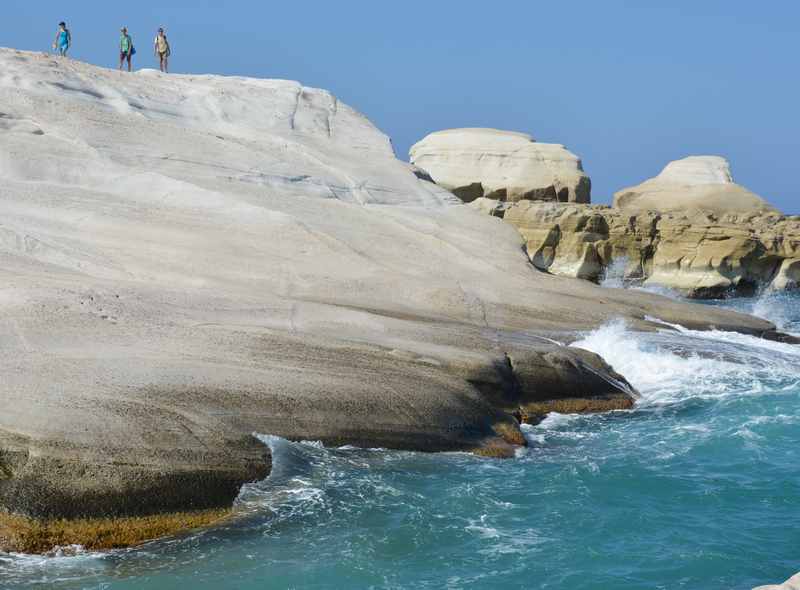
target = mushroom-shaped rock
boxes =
[614,156,779,215]
[409,128,591,204]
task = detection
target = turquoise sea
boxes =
[2,292,799,590]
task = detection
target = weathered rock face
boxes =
[461,155,794,298]
[479,199,800,298]
[773,258,800,291]
[614,156,778,215]
[0,49,786,550]
[409,128,591,204]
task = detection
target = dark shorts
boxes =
[120,51,131,60]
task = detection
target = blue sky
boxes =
[4,1,799,211]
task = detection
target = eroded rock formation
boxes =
[614,156,778,215]
[487,200,800,297]
[461,155,797,298]
[409,128,591,204]
[0,50,786,551]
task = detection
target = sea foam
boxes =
[571,318,800,406]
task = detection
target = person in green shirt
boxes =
[119,27,134,72]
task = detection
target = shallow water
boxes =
[2,294,799,590]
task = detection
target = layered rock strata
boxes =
[484,200,800,297]
[462,155,797,297]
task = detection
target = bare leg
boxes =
[119,54,124,70]
[163,55,168,74]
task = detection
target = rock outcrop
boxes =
[614,156,778,215]
[0,49,786,550]
[462,154,797,298]
[409,128,591,204]
[489,200,800,297]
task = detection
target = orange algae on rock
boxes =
[520,395,635,425]
[0,508,232,554]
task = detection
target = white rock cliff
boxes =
[409,128,591,204]
[0,49,784,550]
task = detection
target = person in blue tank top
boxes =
[52,22,71,57]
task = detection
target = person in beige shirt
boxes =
[154,28,171,73]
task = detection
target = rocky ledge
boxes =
[490,200,800,298]
[411,129,797,298]
[0,50,791,552]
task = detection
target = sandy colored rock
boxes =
[492,200,800,298]
[423,142,792,297]
[409,128,591,204]
[0,49,787,548]
[614,155,779,215]
[474,150,799,300]
[772,258,800,291]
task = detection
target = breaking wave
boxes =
[571,318,800,405]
